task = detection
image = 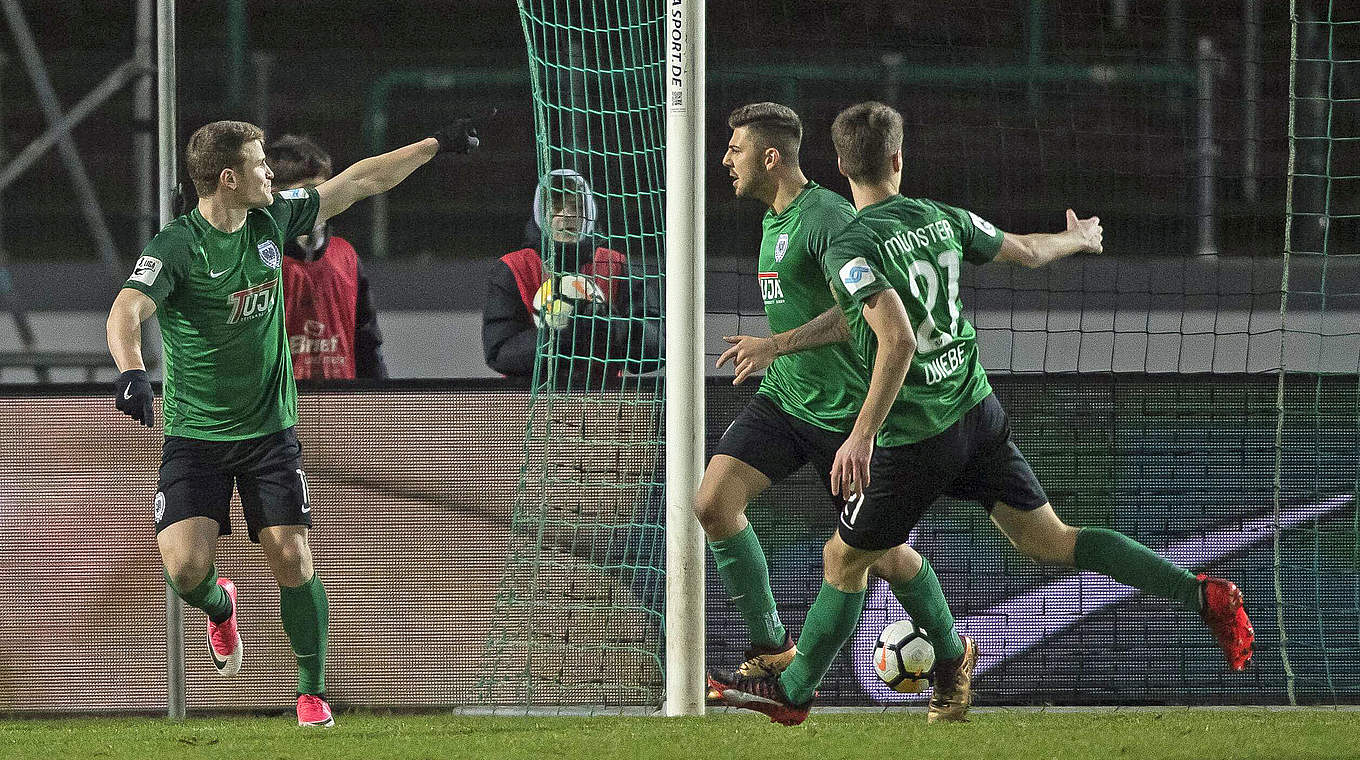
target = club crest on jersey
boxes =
[773,233,790,262]
[258,240,281,269]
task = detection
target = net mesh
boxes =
[700,1,1359,706]
[1273,0,1360,704]
[480,1,668,709]
[479,0,1359,710]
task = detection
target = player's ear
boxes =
[219,167,236,191]
[764,146,780,171]
[892,150,903,174]
[837,155,847,178]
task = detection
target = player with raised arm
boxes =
[702,103,967,696]
[708,101,1253,726]
[106,118,480,727]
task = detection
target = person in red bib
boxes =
[266,135,388,381]
[482,169,662,385]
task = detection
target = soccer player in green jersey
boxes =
[106,118,480,727]
[709,102,1254,726]
[701,103,967,696]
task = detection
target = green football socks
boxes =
[709,524,787,649]
[890,558,965,661]
[166,566,233,624]
[779,581,866,704]
[280,573,329,695]
[1074,527,1202,609]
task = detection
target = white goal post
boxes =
[663,0,707,719]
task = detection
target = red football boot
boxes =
[706,670,812,726]
[1198,574,1254,671]
[206,578,242,676]
[297,694,335,728]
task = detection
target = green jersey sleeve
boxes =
[122,224,194,305]
[935,201,1004,264]
[265,187,321,239]
[805,195,858,267]
[823,225,890,306]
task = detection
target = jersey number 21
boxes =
[906,251,961,353]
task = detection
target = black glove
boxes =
[432,112,488,155]
[114,369,155,427]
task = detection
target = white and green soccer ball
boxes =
[872,618,936,693]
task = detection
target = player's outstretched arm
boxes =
[315,118,482,224]
[106,287,157,426]
[315,139,437,223]
[829,290,915,498]
[716,306,849,385]
[996,209,1103,268]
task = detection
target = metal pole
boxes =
[371,194,389,259]
[1026,0,1043,114]
[0,50,45,382]
[158,0,186,721]
[881,52,903,108]
[252,50,274,133]
[135,0,155,247]
[1243,0,1262,204]
[663,0,705,718]
[1109,0,1129,31]
[227,0,246,113]
[0,0,123,280]
[1195,37,1219,257]
[0,61,144,193]
[1166,0,1187,118]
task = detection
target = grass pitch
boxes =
[2,709,1356,760]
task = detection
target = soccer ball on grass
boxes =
[872,618,936,693]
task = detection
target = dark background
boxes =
[3,0,1336,272]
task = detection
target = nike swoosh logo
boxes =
[209,269,229,278]
[209,643,230,671]
[123,386,133,400]
[718,688,780,707]
[301,502,311,514]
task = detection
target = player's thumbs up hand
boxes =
[1067,208,1103,255]
[432,108,497,155]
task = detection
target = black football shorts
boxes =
[713,393,852,507]
[154,426,311,543]
[837,393,1048,551]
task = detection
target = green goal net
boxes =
[1274,0,1360,704]
[480,1,668,710]
[479,0,1360,711]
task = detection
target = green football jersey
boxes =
[822,195,1004,446]
[122,188,320,440]
[755,182,866,432]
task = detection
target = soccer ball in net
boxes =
[872,619,936,693]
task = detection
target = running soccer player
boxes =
[702,103,967,694]
[708,101,1254,726]
[106,118,480,727]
